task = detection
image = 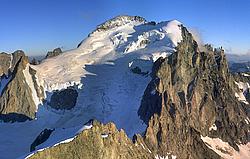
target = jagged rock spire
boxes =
[138,25,249,158]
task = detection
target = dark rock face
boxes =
[0,113,32,122]
[138,26,249,158]
[0,51,43,122]
[45,48,62,59]
[30,58,40,65]
[30,128,55,152]
[131,66,149,76]
[48,88,78,110]
[30,121,153,159]
[96,15,145,32]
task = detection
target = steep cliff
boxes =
[0,51,44,122]
[138,26,249,158]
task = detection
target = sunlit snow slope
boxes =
[0,16,183,159]
[34,15,182,136]
[35,17,182,90]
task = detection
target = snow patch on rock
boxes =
[242,73,250,77]
[101,134,108,138]
[155,154,177,159]
[152,52,169,62]
[234,81,249,104]
[9,53,13,69]
[209,123,217,131]
[245,117,250,124]
[23,64,42,108]
[201,136,250,159]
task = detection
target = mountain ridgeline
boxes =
[0,16,249,159]
[138,26,249,158]
[30,25,249,158]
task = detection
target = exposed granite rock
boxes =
[30,58,40,65]
[0,51,43,122]
[30,120,153,159]
[0,52,11,76]
[232,72,250,83]
[0,51,29,76]
[138,26,249,158]
[95,15,145,32]
[48,88,78,110]
[77,16,147,48]
[30,128,55,152]
[29,67,45,101]
[45,48,62,59]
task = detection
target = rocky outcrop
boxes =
[45,48,62,59]
[77,15,147,48]
[138,26,249,158]
[0,51,44,122]
[95,15,145,32]
[48,88,78,110]
[30,120,153,159]
[30,58,40,65]
[30,128,55,152]
[131,66,149,76]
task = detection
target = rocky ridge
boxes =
[29,120,153,159]
[0,51,44,122]
[45,48,63,59]
[138,26,249,158]
[95,15,146,32]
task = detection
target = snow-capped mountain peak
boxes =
[0,16,185,159]
[94,15,146,33]
[35,16,183,91]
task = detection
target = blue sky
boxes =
[0,0,250,55]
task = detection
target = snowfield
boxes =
[234,81,250,104]
[32,17,183,137]
[33,18,182,91]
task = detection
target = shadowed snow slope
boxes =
[0,16,183,159]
